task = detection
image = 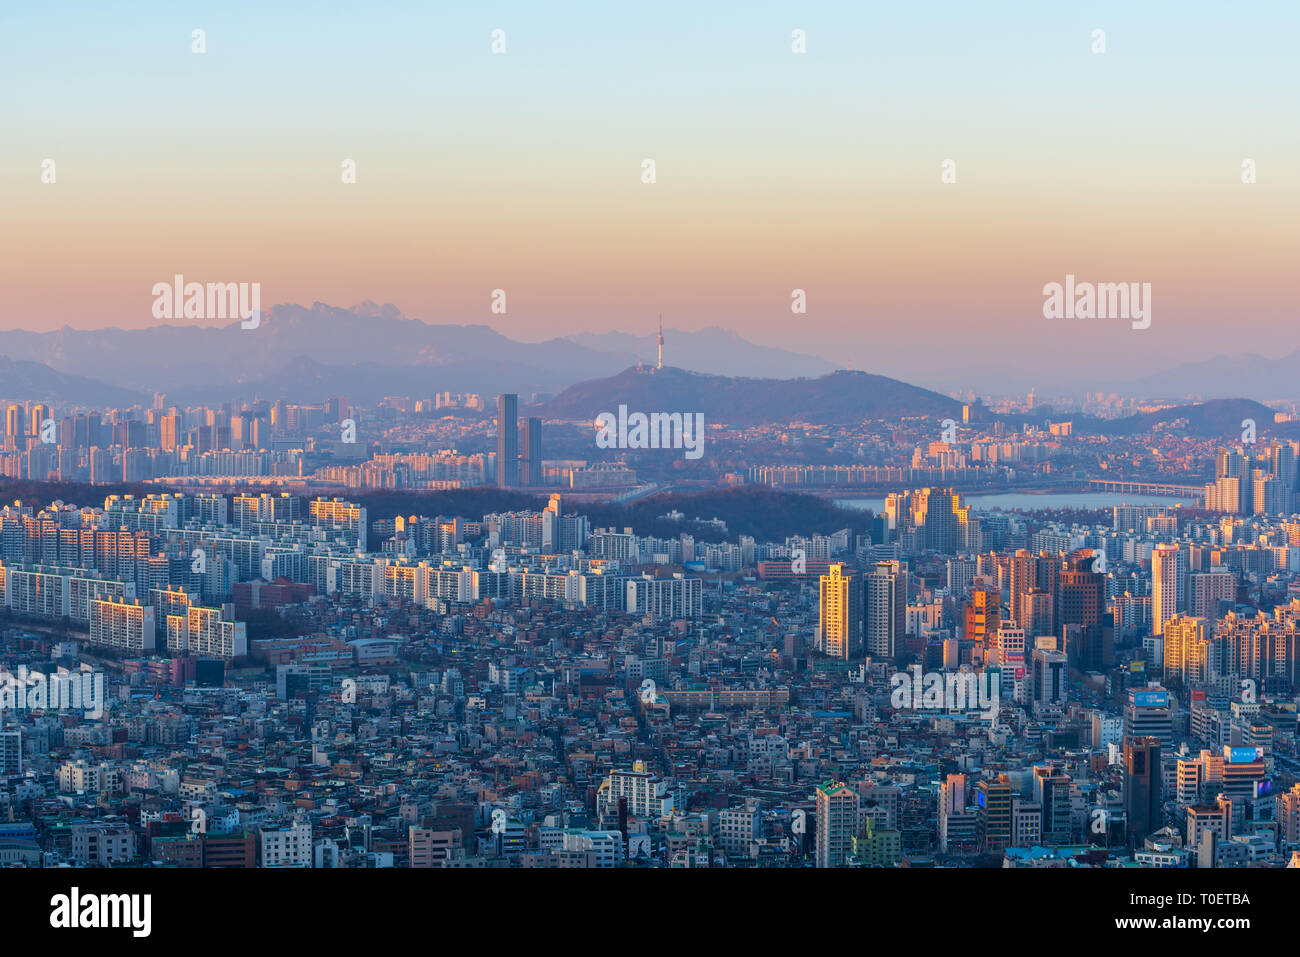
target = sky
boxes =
[1,1,1297,390]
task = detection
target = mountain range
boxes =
[0,302,833,406]
[0,304,1293,422]
[1127,350,1300,401]
[536,366,962,426]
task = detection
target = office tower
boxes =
[1032,765,1073,844]
[519,416,542,486]
[1032,648,1067,712]
[963,582,1000,654]
[975,775,1013,854]
[815,781,859,868]
[864,562,904,660]
[1219,747,1267,827]
[496,394,518,488]
[1011,799,1043,848]
[1123,737,1163,849]
[1162,615,1210,683]
[818,563,862,660]
[1058,550,1106,670]
[1151,544,1183,636]
[1125,687,1173,745]
[938,774,977,853]
[1020,588,1055,642]
[992,621,1026,689]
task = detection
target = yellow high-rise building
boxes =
[818,563,862,660]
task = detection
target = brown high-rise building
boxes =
[964,583,1001,652]
[976,775,1013,854]
[1124,737,1163,849]
[1059,549,1107,670]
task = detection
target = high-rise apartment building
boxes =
[519,416,542,486]
[1163,615,1210,683]
[864,561,905,660]
[818,563,861,660]
[1151,544,1183,636]
[815,781,859,868]
[496,394,519,488]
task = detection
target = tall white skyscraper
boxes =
[1151,544,1183,636]
[864,562,905,659]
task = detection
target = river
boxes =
[834,491,1196,513]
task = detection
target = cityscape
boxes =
[3,0,1293,939]
[2,355,1300,875]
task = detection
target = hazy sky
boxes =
[2,1,1296,385]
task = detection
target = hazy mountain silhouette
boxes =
[0,303,833,402]
[566,327,835,379]
[1127,350,1300,401]
[1071,398,1286,438]
[536,366,963,425]
[0,356,146,406]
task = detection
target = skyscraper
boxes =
[963,581,1000,655]
[496,393,518,489]
[4,404,25,452]
[1058,550,1106,670]
[519,416,542,486]
[815,781,859,868]
[865,561,905,660]
[1151,544,1183,637]
[1032,648,1068,713]
[818,563,862,660]
[1125,687,1174,745]
[1124,736,1163,849]
[1162,615,1210,684]
[976,775,1012,854]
